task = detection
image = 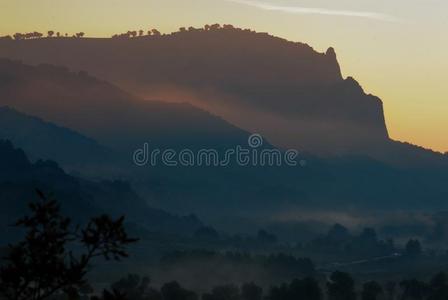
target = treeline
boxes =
[0,31,85,40]
[50,271,448,300]
[1,192,448,300]
[111,24,254,39]
[0,24,278,41]
[298,223,431,260]
[160,250,315,278]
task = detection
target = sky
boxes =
[1,0,447,152]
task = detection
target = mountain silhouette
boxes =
[0,106,112,167]
[1,34,448,223]
[0,139,203,242]
[0,27,390,155]
[0,58,251,153]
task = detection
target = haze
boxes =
[1,0,447,152]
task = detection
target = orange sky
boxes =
[1,0,447,152]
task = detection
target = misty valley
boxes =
[0,24,448,300]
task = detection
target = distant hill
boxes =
[0,140,203,242]
[0,27,444,168]
[0,27,389,155]
[0,43,448,226]
[0,59,310,218]
[0,58,250,153]
[0,106,113,167]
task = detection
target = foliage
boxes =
[0,189,138,300]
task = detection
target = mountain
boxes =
[0,42,448,227]
[0,59,308,218]
[0,106,112,167]
[0,58,250,153]
[1,27,445,168]
[0,27,389,155]
[0,139,203,242]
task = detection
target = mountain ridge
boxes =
[0,105,113,167]
[0,26,388,155]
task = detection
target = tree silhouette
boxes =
[362,281,383,300]
[428,272,448,300]
[0,189,138,300]
[405,239,422,257]
[241,283,262,300]
[47,30,54,37]
[109,273,162,300]
[161,281,197,300]
[13,33,23,40]
[327,271,356,300]
[203,285,240,300]
[91,289,128,300]
[289,277,322,300]
[385,281,396,300]
[400,279,428,300]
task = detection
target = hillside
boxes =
[0,106,113,167]
[0,40,447,225]
[0,27,389,154]
[0,140,203,241]
[0,58,251,153]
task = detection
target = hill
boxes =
[0,106,113,167]
[0,27,389,155]
[0,48,447,227]
[0,140,203,242]
[0,58,251,153]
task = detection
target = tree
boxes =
[327,224,350,242]
[203,285,240,300]
[266,283,288,300]
[13,33,23,40]
[428,272,448,300]
[361,281,383,300]
[223,24,235,30]
[194,226,219,240]
[139,30,144,36]
[257,229,277,244]
[151,29,161,36]
[241,283,262,300]
[0,190,138,300]
[210,24,221,30]
[400,279,428,300]
[161,281,197,300]
[327,271,356,300]
[109,274,160,300]
[385,281,396,300]
[405,239,422,257]
[92,289,128,300]
[47,30,54,37]
[289,277,322,300]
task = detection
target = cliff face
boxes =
[0,28,389,154]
